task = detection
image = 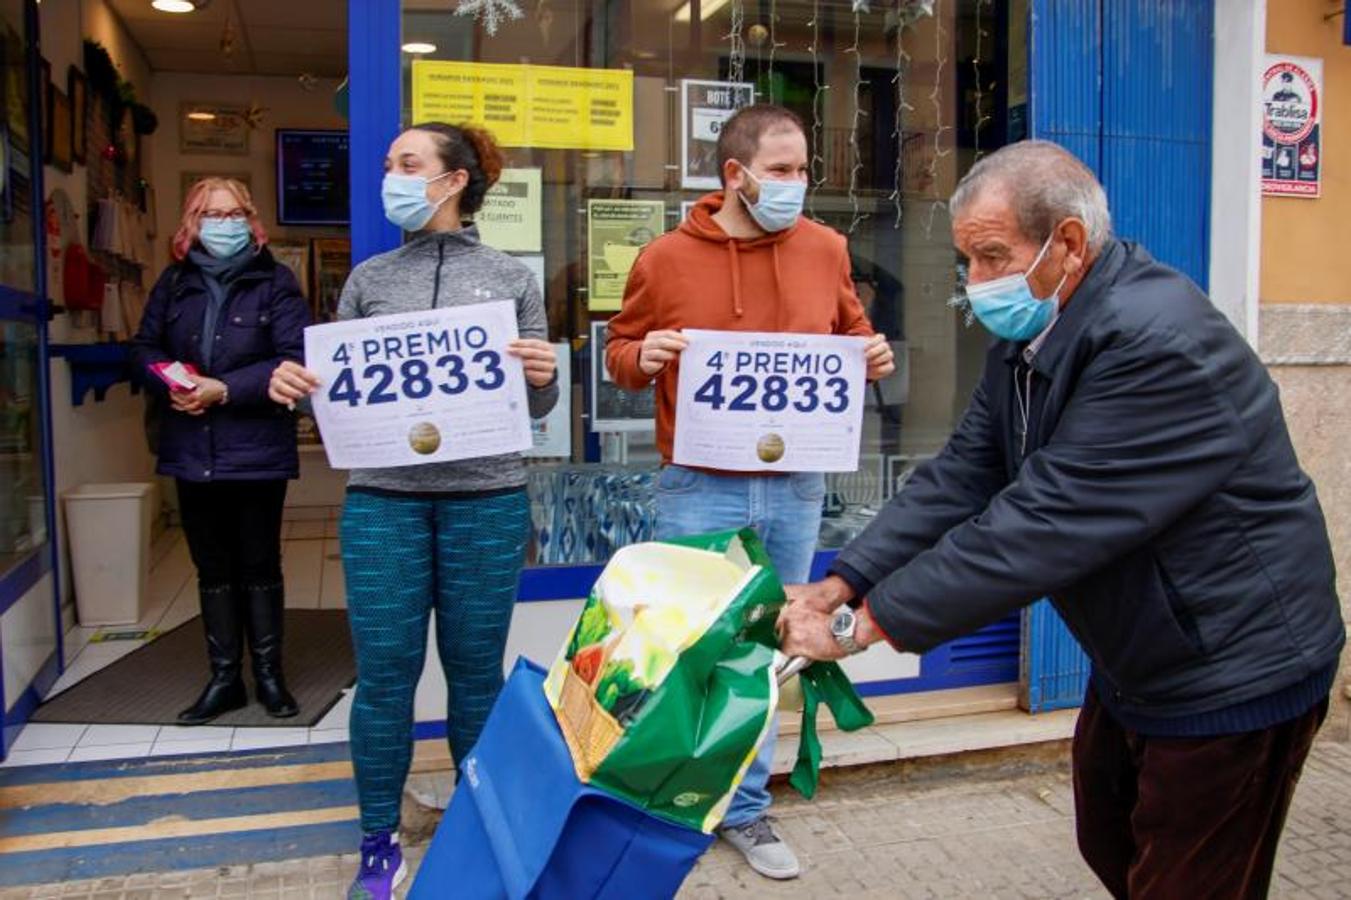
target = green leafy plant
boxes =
[565,595,611,660]
[595,659,645,713]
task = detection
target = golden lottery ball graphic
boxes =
[756,433,786,463]
[408,422,442,455]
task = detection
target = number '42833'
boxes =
[692,373,850,414]
[326,344,505,408]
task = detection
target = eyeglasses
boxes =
[201,209,249,221]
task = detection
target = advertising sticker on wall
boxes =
[1262,56,1323,198]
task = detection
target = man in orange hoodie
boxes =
[606,104,895,880]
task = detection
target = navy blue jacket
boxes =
[833,240,1343,719]
[132,248,310,482]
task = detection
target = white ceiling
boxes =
[107,0,348,77]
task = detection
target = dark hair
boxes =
[715,104,806,186]
[408,122,505,217]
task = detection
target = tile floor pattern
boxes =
[4,741,1351,899]
[3,522,353,769]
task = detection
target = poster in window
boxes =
[586,199,664,313]
[1261,56,1322,198]
[67,67,86,166]
[312,238,351,323]
[179,102,251,155]
[477,168,541,252]
[269,240,312,301]
[527,341,572,458]
[680,80,754,190]
[46,85,72,172]
[589,320,656,432]
[2,25,28,154]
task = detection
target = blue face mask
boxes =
[964,233,1068,341]
[382,171,458,232]
[737,167,806,233]
[198,218,252,259]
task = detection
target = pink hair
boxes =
[171,178,269,261]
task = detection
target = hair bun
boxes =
[461,126,505,189]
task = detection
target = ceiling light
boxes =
[152,0,198,12]
[402,42,437,54]
[187,111,216,121]
[674,0,730,23]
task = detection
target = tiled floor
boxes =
[2,518,354,769]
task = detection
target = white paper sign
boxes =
[305,302,532,469]
[528,342,572,458]
[673,330,867,472]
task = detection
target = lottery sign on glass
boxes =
[673,330,867,473]
[305,302,532,469]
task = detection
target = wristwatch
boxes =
[830,608,863,655]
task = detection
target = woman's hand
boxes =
[508,339,558,388]
[170,376,228,415]
[269,360,320,408]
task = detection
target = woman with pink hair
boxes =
[131,177,311,724]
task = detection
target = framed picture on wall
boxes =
[2,25,29,155]
[46,84,72,172]
[179,102,251,155]
[67,66,86,165]
[180,170,251,211]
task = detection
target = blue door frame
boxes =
[1024,0,1214,712]
[0,0,65,758]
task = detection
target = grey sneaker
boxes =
[718,816,801,880]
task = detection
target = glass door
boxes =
[0,0,60,759]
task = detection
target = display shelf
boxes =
[49,343,141,406]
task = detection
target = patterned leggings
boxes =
[341,488,530,834]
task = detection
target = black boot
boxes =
[244,581,299,718]
[178,584,248,725]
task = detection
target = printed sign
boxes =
[528,342,572,458]
[305,302,531,469]
[1262,56,1323,198]
[412,61,633,151]
[478,168,542,252]
[674,330,867,472]
[587,199,665,312]
[681,80,755,190]
[590,320,656,432]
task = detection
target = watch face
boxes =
[831,609,855,637]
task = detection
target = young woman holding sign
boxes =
[269,124,558,900]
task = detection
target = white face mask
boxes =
[737,166,806,232]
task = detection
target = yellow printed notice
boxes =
[412,60,633,152]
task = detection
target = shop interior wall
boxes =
[40,0,159,621]
[1261,3,1349,304]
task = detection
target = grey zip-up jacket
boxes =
[336,226,558,494]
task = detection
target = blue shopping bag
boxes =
[410,658,714,900]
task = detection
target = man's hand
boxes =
[508,338,558,388]
[778,602,890,661]
[784,575,856,615]
[638,330,689,376]
[171,376,227,416]
[777,604,850,661]
[865,334,897,381]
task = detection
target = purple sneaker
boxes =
[347,830,407,900]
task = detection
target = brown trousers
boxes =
[1073,688,1327,900]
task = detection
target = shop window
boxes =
[397,0,1020,567]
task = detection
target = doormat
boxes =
[32,609,354,728]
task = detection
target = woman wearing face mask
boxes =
[131,178,310,725]
[268,124,558,900]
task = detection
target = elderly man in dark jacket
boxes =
[779,140,1343,899]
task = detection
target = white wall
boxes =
[146,72,348,276]
[39,2,159,618]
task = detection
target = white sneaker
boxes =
[718,816,801,880]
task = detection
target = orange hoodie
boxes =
[605,192,875,468]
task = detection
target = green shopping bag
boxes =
[544,528,873,833]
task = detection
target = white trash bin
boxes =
[64,482,157,626]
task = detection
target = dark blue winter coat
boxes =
[131,248,310,482]
[832,240,1343,721]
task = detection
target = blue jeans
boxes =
[653,465,825,828]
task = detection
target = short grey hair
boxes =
[950,141,1112,250]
